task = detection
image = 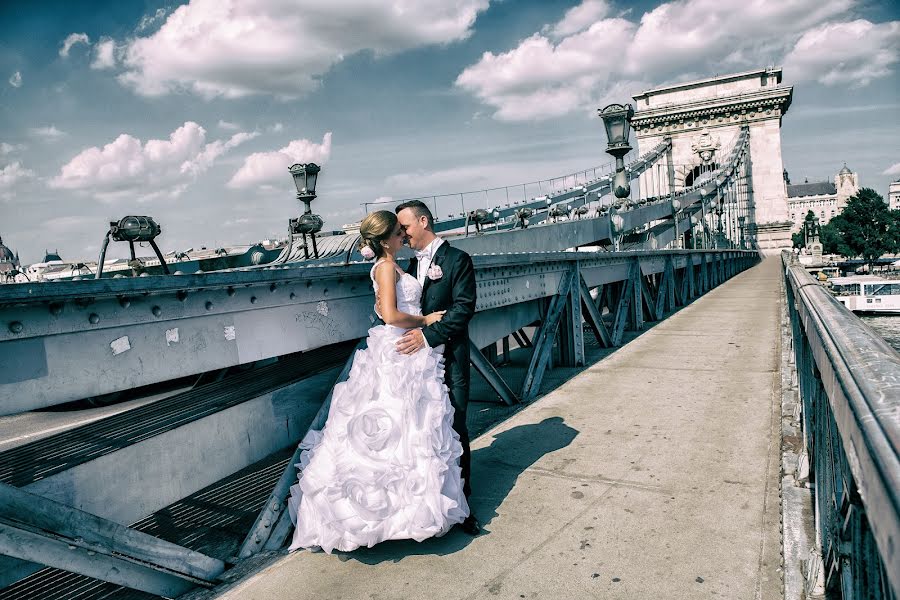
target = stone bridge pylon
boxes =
[631,67,794,252]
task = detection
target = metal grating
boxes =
[0,449,293,600]
[0,341,355,488]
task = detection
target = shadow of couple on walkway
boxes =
[346,416,578,564]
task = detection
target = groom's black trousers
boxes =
[447,383,471,499]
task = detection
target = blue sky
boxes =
[1,0,898,262]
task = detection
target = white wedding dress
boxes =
[287,259,469,554]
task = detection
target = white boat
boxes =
[826,275,900,315]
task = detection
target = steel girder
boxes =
[0,250,756,414]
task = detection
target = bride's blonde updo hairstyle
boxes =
[358,210,398,259]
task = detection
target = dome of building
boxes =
[0,236,15,262]
[839,163,852,175]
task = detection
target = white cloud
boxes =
[29,126,67,140]
[547,0,611,38]
[228,132,332,189]
[622,0,852,77]
[0,142,25,155]
[49,122,256,201]
[8,71,22,88]
[456,19,635,121]
[136,8,168,33]
[269,123,284,133]
[60,33,90,57]
[884,161,900,176]
[117,0,489,99]
[0,162,35,188]
[91,38,118,70]
[0,162,35,199]
[457,0,896,122]
[218,120,240,131]
[784,20,900,86]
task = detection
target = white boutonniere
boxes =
[427,264,443,281]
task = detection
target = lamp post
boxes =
[288,163,323,259]
[671,198,682,249]
[95,216,170,279]
[599,103,635,201]
[737,215,746,249]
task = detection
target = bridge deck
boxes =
[206,258,784,600]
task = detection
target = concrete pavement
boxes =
[210,257,784,600]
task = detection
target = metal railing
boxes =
[783,253,900,598]
[364,151,641,221]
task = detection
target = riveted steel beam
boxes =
[0,483,224,596]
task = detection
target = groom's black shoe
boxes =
[459,514,481,536]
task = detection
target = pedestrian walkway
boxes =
[209,258,785,600]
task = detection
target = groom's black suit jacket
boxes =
[408,241,476,497]
[407,242,477,406]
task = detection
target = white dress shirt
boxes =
[415,236,445,287]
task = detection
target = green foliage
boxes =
[826,188,900,265]
[818,222,843,255]
[792,231,805,249]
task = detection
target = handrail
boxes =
[783,252,900,595]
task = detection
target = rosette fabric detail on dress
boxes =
[287,261,468,554]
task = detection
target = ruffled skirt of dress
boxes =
[287,324,469,554]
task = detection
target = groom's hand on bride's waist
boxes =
[396,328,426,354]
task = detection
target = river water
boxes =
[860,316,900,353]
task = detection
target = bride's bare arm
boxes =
[374,262,443,328]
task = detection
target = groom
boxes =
[394,200,480,536]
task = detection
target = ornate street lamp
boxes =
[468,207,500,234]
[515,207,534,229]
[599,103,635,200]
[288,163,323,259]
[737,215,746,249]
[95,215,170,279]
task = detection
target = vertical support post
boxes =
[687,256,696,300]
[665,137,676,195]
[631,259,643,331]
[568,263,585,366]
[664,255,676,312]
[502,336,511,364]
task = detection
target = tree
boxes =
[827,188,900,268]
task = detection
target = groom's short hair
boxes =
[395,200,434,231]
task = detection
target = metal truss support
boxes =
[238,338,366,559]
[689,258,698,299]
[641,275,658,322]
[579,278,612,348]
[663,256,677,313]
[700,254,710,295]
[674,263,687,307]
[0,483,224,597]
[512,328,533,348]
[653,263,673,321]
[558,263,585,368]
[521,271,574,401]
[610,277,631,347]
[470,340,519,406]
[630,260,644,331]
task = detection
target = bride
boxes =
[287,210,470,554]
